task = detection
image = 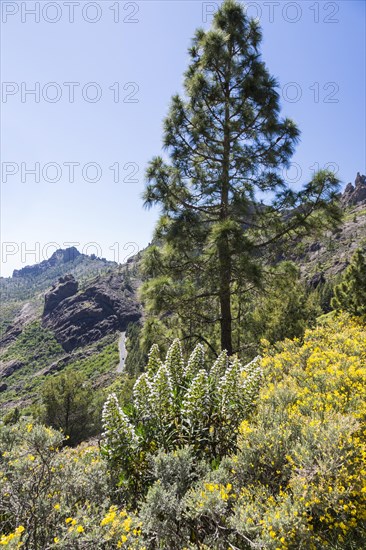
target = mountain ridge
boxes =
[11,247,85,278]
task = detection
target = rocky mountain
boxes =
[0,247,116,306]
[290,172,366,285]
[12,247,83,278]
[0,248,142,412]
[42,272,141,352]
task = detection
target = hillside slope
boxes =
[0,249,142,412]
[282,172,366,285]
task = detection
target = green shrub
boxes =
[2,316,365,549]
[0,420,140,549]
[332,248,366,315]
[182,315,366,549]
[40,371,99,445]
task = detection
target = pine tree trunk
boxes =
[219,53,233,355]
[218,241,233,354]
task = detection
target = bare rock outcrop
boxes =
[341,173,366,206]
[42,272,141,352]
[0,359,24,378]
[43,274,79,314]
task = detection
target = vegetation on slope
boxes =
[0,2,365,548]
[0,332,119,411]
[0,253,115,304]
[1,314,365,548]
[332,248,366,315]
[1,321,63,369]
[0,322,64,406]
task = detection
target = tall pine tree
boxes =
[142,0,340,355]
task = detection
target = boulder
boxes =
[0,360,24,378]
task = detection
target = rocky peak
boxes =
[12,247,81,278]
[341,172,366,206]
[355,172,366,187]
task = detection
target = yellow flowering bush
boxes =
[203,314,366,549]
[156,315,365,549]
[0,526,25,548]
[0,420,146,548]
[99,506,142,548]
[0,422,116,548]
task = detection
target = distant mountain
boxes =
[1,247,117,305]
[0,247,142,412]
[12,247,83,278]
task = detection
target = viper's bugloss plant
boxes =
[101,340,262,502]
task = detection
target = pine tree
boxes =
[41,371,95,446]
[331,249,366,315]
[142,0,340,355]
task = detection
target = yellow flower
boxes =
[123,517,132,532]
[0,526,25,546]
[76,525,84,533]
[53,504,60,511]
[101,506,118,526]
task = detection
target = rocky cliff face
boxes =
[341,173,366,206]
[287,172,366,286]
[42,272,141,352]
[43,275,79,313]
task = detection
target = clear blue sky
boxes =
[1,0,365,276]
